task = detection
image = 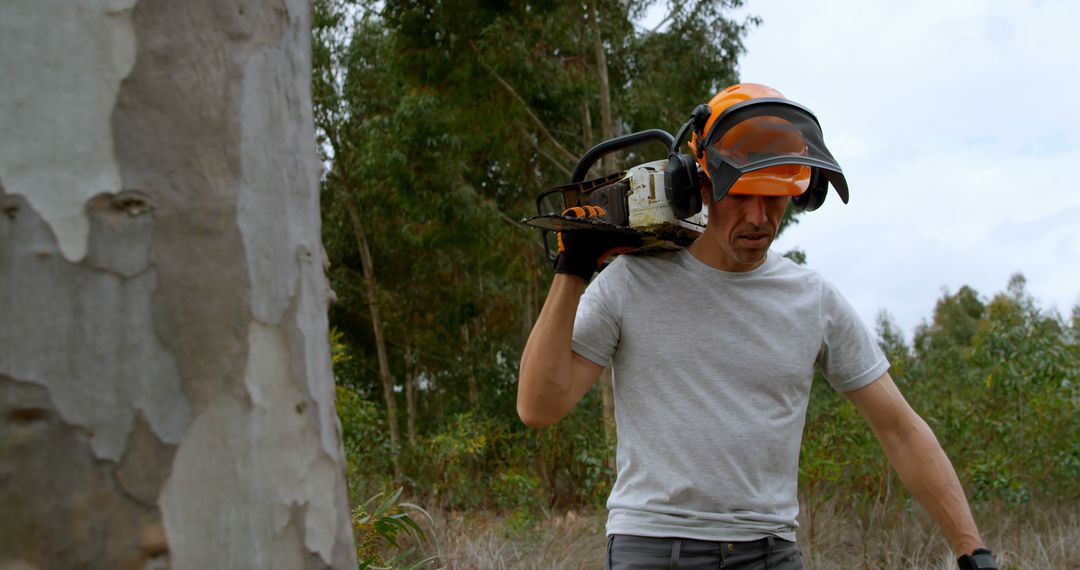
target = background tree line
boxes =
[312,0,1078,535]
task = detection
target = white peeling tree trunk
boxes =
[0,1,357,568]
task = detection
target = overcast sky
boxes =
[649,0,1080,339]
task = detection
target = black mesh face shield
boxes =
[698,98,849,203]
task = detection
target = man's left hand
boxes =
[958,548,997,570]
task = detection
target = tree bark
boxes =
[432,373,445,422]
[404,344,417,446]
[344,199,402,477]
[585,7,619,475]
[588,0,618,172]
[461,324,480,410]
[580,100,594,150]
[0,0,356,567]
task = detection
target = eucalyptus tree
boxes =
[1,0,355,566]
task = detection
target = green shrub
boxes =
[337,385,394,501]
[352,488,441,570]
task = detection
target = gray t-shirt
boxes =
[572,249,888,542]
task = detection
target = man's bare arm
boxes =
[517,274,605,427]
[844,372,985,556]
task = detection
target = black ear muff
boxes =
[791,168,829,212]
[664,104,711,220]
[664,153,701,219]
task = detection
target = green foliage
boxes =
[331,326,353,365]
[955,275,1080,503]
[802,373,889,505]
[337,385,394,499]
[336,373,613,512]
[876,310,911,379]
[492,470,545,533]
[352,488,441,570]
[316,0,544,421]
[914,285,986,359]
[424,412,499,509]
[801,274,1080,517]
[781,247,807,265]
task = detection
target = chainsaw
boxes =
[522,129,705,261]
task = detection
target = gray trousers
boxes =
[606,534,804,569]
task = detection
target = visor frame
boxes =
[698,98,850,204]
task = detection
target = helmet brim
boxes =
[699,99,849,204]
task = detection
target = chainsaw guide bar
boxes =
[520,214,646,235]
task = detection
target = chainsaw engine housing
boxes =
[523,159,706,258]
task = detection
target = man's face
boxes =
[698,187,789,272]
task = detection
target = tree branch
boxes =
[471,42,581,166]
[648,0,701,34]
[519,127,573,179]
[491,204,530,230]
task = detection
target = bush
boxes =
[352,488,441,569]
[337,385,394,501]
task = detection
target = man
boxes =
[517,84,996,569]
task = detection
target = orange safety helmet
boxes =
[685,83,849,209]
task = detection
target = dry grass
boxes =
[797,498,1080,569]
[419,509,606,569]
[398,499,1080,569]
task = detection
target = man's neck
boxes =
[686,232,768,273]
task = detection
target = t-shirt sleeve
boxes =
[571,259,626,367]
[817,280,889,392]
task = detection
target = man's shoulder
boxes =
[604,249,682,274]
[590,250,682,293]
[761,251,834,297]
[620,248,681,265]
[766,251,823,277]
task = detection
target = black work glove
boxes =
[958,548,997,570]
[553,205,642,282]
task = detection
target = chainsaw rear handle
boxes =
[570,129,675,183]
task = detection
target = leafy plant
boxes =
[337,385,394,501]
[352,488,442,570]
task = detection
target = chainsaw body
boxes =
[521,128,710,259]
[624,159,706,240]
[523,159,706,257]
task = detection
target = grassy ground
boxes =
[394,499,1080,569]
[416,508,606,569]
[798,499,1080,569]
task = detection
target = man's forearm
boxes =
[517,274,586,426]
[881,416,984,555]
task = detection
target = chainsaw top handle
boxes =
[570,129,675,183]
